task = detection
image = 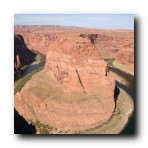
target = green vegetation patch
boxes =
[33,120,53,134]
[104,58,115,66]
[14,67,43,94]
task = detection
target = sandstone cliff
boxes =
[79,31,134,73]
[15,33,116,133]
[45,34,115,96]
[14,34,36,71]
[14,26,134,68]
[80,32,134,65]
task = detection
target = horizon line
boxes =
[14,24,134,31]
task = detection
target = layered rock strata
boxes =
[14,26,134,67]
[15,34,116,133]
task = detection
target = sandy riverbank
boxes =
[80,89,134,134]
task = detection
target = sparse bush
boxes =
[34,121,53,134]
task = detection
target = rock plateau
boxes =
[15,32,116,133]
[15,26,134,73]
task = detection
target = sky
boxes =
[14,14,134,30]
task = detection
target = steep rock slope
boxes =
[45,34,115,96]
[80,31,134,73]
[15,33,115,133]
[14,34,36,71]
[80,32,134,65]
[14,26,134,66]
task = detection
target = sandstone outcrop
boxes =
[14,34,36,71]
[21,32,56,54]
[45,34,115,96]
[80,32,134,62]
[15,26,57,54]
[15,33,116,133]
[14,26,134,69]
[79,31,134,73]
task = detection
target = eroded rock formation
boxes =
[14,26,134,73]
[45,34,115,96]
[14,34,36,71]
[79,31,134,73]
[80,32,134,61]
[15,33,116,133]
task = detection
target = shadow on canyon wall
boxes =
[14,34,36,71]
[114,85,120,102]
[14,109,36,134]
[14,57,45,81]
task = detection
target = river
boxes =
[14,53,45,82]
[14,53,45,134]
[14,56,134,134]
[109,66,135,134]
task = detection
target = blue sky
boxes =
[14,14,134,30]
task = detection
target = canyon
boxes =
[14,26,134,134]
[14,34,36,71]
[15,26,134,73]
